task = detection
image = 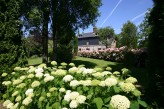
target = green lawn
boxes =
[28,57,42,66]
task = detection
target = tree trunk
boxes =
[52,0,58,61]
[42,1,49,64]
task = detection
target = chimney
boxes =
[93,26,97,34]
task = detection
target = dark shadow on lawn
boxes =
[72,60,97,68]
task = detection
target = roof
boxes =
[78,32,98,39]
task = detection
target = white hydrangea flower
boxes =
[13,79,23,85]
[66,90,71,95]
[35,68,43,74]
[69,67,78,74]
[13,103,19,109]
[64,94,71,102]
[2,81,11,86]
[69,100,79,108]
[79,80,91,86]
[70,80,80,87]
[77,67,86,73]
[76,95,86,104]
[62,107,68,109]
[83,69,95,74]
[102,71,112,76]
[110,95,130,109]
[99,81,106,87]
[105,77,117,87]
[11,72,16,75]
[35,72,44,78]
[28,67,36,73]
[51,61,57,66]
[49,87,57,92]
[47,93,51,97]
[63,75,73,82]
[1,73,7,77]
[92,72,103,78]
[125,77,137,83]
[12,91,19,97]
[44,73,50,77]
[25,89,33,95]
[16,83,26,88]
[7,102,14,109]
[14,67,21,71]
[44,75,54,82]
[3,100,11,107]
[69,63,75,67]
[20,75,26,80]
[120,83,136,93]
[28,74,34,78]
[52,69,66,76]
[69,92,79,100]
[22,97,32,106]
[15,95,21,102]
[59,88,66,92]
[38,63,47,68]
[31,81,40,88]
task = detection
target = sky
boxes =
[80,0,153,34]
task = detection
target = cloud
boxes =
[100,0,123,27]
[131,11,148,22]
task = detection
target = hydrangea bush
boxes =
[2,62,147,109]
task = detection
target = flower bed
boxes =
[2,62,147,109]
[78,47,147,67]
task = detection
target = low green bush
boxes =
[2,62,147,109]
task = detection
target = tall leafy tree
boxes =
[120,21,138,48]
[147,0,164,107]
[97,26,115,48]
[51,0,102,61]
[138,9,151,48]
[0,0,27,72]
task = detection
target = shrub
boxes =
[2,62,147,109]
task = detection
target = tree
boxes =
[120,21,138,48]
[51,0,102,61]
[97,26,115,48]
[147,0,164,107]
[138,9,151,48]
[0,0,27,72]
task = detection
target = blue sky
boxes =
[81,0,153,34]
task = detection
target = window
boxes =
[86,42,89,45]
[98,48,101,50]
[86,48,90,50]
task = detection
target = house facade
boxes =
[78,27,116,52]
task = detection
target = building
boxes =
[78,27,116,52]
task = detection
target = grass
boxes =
[28,57,42,66]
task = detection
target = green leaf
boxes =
[93,97,103,109]
[37,101,42,108]
[109,105,114,109]
[46,103,52,109]
[104,97,111,104]
[113,86,121,93]
[52,102,61,109]
[130,101,139,109]
[138,99,147,107]
[83,86,89,92]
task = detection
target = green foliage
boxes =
[2,62,147,109]
[50,44,73,63]
[120,21,138,48]
[97,26,115,47]
[138,9,151,48]
[23,36,42,57]
[147,0,164,107]
[73,36,78,56]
